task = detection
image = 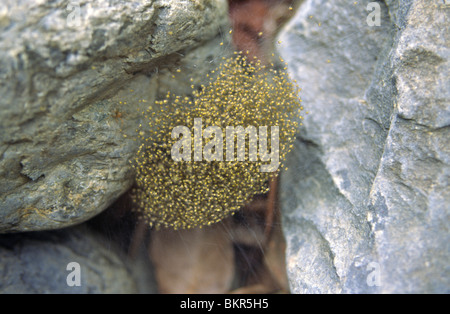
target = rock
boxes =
[0,224,157,293]
[278,0,449,293]
[0,0,230,232]
[149,224,235,294]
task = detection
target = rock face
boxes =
[0,0,230,232]
[0,225,157,293]
[278,0,449,293]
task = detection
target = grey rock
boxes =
[278,0,449,293]
[0,224,157,293]
[0,0,230,232]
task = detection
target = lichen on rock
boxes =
[0,0,230,233]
